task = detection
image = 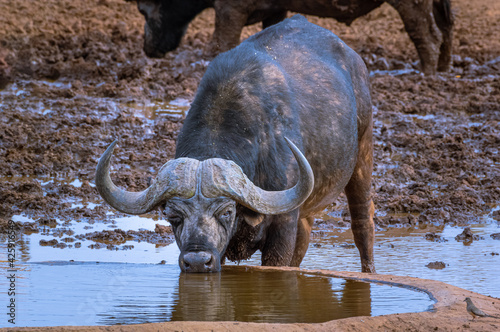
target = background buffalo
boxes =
[131,0,453,74]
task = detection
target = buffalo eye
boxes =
[217,207,234,222]
[167,215,183,226]
[162,207,184,226]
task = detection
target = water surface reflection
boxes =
[3,263,432,327]
[169,267,371,323]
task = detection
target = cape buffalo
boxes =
[96,15,376,273]
[131,0,453,74]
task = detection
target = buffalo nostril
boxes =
[182,251,215,272]
[204,256,215,270]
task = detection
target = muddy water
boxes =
[234,217,500,298]
[1,202,440,327]
[311,221,500,297]
[1,209,497,327]
[0,262,432,327]
[124,98,191,120]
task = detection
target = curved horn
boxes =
[95,140,199,215]
[200,137,314,215]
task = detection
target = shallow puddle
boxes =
[1,263,432,327]
[124,98,190,120]
[0,80,190,122]
[312,222,500,297]
[232,221,500,299]
[8,214,175,264]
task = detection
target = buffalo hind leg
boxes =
[345,124,376,273]
[291,217,314,267]
[389,0,443,75]
[433,0,454,72]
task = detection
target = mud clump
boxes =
[21,221,39,234]
[426,261,447,269]
[38,217,58,228]
[39,239,58,246]
[425,232,448,243]
[490,233,500,240]
[455,227,485,243]
[155,223,173,235]
[491,210,500,221]
[76,228,174,245]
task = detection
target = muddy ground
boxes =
[0,0,499,330]
[1,0,499,236]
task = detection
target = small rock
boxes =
[455,227,484,242]
[39,239,58,246]
[425,232,448,242]
[426,261,447,269]
[490,233,500,240]
[155,223,172,234]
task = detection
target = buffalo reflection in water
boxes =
[170,267,371,323]
[99,267,371,325]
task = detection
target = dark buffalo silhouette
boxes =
[130,0,453,74]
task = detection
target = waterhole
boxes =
[2,202,499,327]
[1,263,432,327]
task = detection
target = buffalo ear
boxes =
[238,205,265,227]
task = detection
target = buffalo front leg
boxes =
[290,217,314,267]
[261,210,299,267]
[345,124,376,273]
[388,0,443,75]
[208,3,248,55]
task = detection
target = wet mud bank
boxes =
[0,0,498,229]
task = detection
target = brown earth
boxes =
[0,0,498,228]
[0,0,499,330]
